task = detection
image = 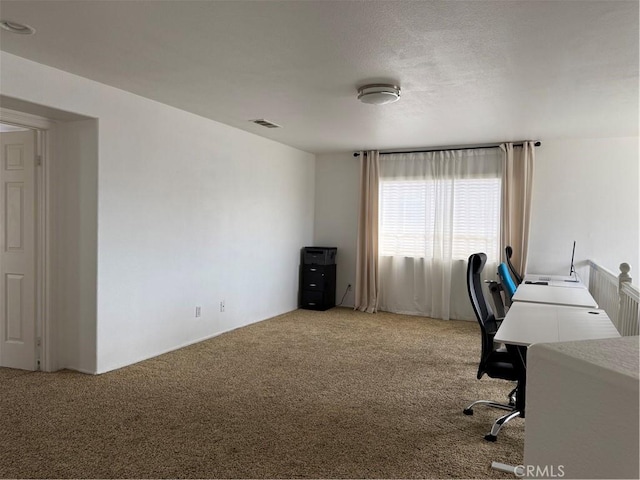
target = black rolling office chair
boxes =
[463,253,521,441]
[505,245,523,285]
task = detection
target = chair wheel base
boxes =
[484,434,497,442]
[463,408,473,415]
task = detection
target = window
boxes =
[379,177,501,262]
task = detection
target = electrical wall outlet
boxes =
[195,306,202,318]
[220,300,225,312]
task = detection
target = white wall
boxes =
[314,138,639,317]
[52,119,99,373]
[1,52,315,373]
[527,138,639,277]
[314,153,360,307]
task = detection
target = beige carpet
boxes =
[0,308,523,479]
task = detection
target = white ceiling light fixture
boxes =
[0,20,36,35]
[357,84,401,105]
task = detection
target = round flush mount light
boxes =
[0,20,36,35]
[357,84,401,105]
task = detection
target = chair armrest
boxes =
[486,280,507,318]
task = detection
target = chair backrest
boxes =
[498,263,517,300]
[467,253,501,377]
[505,245,523,285]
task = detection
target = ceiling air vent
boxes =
[251,119,281,129]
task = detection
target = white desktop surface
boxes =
[523,273,585,288]
[495,302,620,346]
[512,282,597,308]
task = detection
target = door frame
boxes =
[0,108,53,371]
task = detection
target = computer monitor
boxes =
[569,241,576,278]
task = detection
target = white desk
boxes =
[494,301,620,418]
[523,273,585,289]
[512,282,598,308]
[495,302,620,346]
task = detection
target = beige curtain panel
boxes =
[355,151,380,313]
[500,142,535,276]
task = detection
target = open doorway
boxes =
[1,97,99,374]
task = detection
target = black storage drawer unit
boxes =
[300,290,326,310]
[301,265,331,290]
[299,247,337,311]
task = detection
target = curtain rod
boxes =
[352,141,541,157]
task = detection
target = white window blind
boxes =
[379,177,501,263]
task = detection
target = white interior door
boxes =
[0,130,37,370]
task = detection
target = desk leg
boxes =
[507,343,527,417]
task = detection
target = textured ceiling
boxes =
[0,0,637,154]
